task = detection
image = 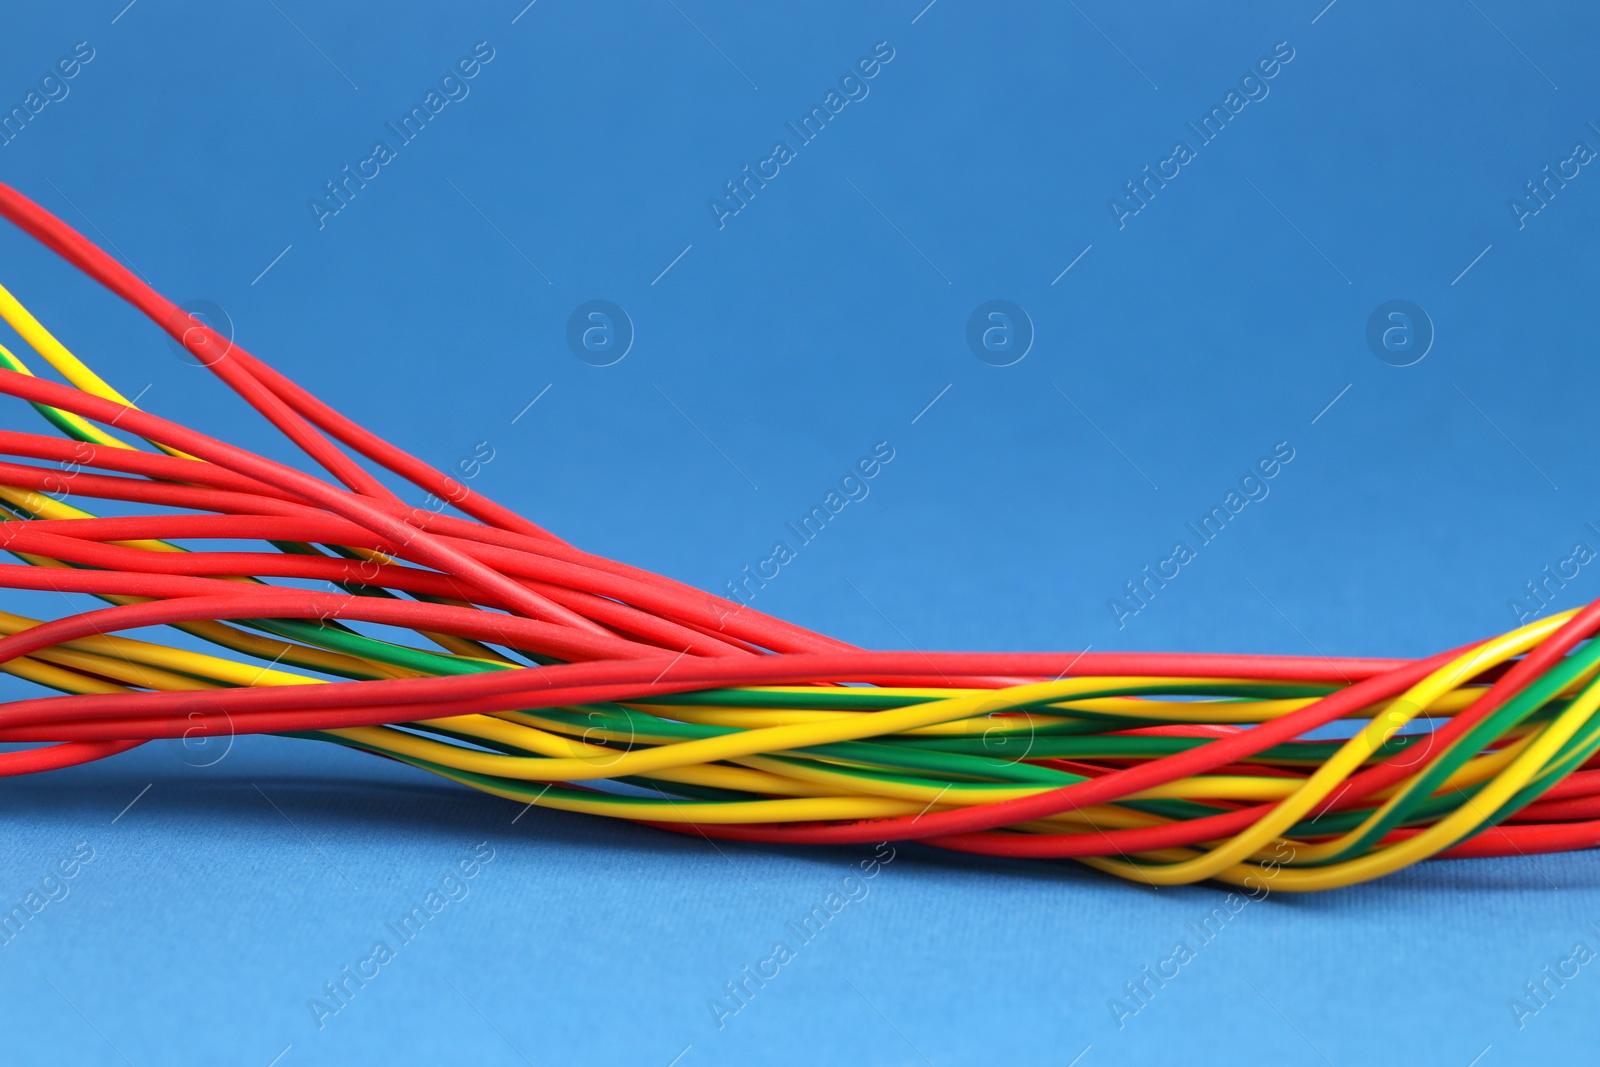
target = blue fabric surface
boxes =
[2,1,1599,1063]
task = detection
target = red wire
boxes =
[0,430,299,496]
[0,182,558,542]
[0,739,144,776]
[0,642,1409,734]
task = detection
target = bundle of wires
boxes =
[0,185,1596,893]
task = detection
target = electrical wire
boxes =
[0,180,1594,891]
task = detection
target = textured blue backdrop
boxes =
[2,1,1599,1063]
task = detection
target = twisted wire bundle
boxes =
[0,185,1596,892]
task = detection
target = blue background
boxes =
[2,1,1598,1063]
